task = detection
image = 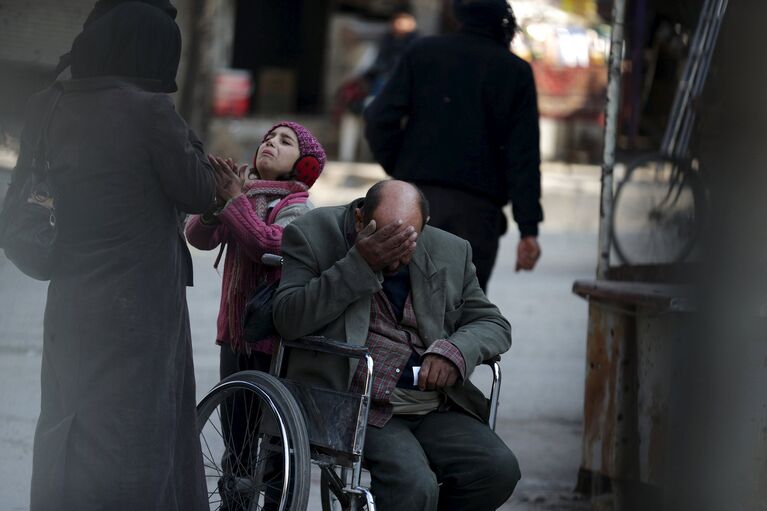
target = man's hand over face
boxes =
[355,220,417,272]
[418,354,459,391]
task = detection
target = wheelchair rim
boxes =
[197,379,292,511]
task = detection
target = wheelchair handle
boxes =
[261,254,284,267]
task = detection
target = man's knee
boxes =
[498,447,522,488]
[372,468,438,511]
[409,470,440,507]
[482,446,521,502]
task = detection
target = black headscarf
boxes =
[55,0,178,87]
[69,2,181,92]
[83,0,177,26]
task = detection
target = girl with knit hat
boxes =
[186,123,324,508]
[186,121,326,371]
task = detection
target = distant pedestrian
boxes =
[27,4,214,510]
[365,0,543,291]
[365,8,419,96]
[336,9,418,162]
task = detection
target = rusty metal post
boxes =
[596,0,627,279]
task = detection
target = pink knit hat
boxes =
[257,121,327,188]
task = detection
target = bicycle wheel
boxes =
[611,154,702,265]
[197,370,311,511]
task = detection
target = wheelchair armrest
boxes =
[282,336,369,360]
[482,355,501,365]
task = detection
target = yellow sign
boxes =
[560,0,596,17]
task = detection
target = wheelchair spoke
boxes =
[200,428,221,472]
[213,406,250,477]
[225,393,252,478]
[203,463,221,475]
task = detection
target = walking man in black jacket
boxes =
[364,0,543,291]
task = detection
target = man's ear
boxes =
[354,208,365,232]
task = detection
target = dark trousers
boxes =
[218,347,279,509]
[219,346,272,474]
[363,411,521,511]
[418,185,506,292]
[220,345,272,380]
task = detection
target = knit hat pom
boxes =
[258,121,327,188]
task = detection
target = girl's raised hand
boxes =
[224,158,250,184]
[208,155,245,201]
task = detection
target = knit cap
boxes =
[258,121,327,188]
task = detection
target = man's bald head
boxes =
[354,181,428,274]
[359,180,430,232]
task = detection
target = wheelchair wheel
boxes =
[611,154,703,265]
[197,370,311,511]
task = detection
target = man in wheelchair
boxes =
[273,180,520,510]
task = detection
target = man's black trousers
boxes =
[418,185,507,292]
[363,410,520,511]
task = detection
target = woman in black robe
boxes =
[27,4,214,510]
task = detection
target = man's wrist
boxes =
[346,246,385,288]
[519,223,539,238]
[424,340,466,380]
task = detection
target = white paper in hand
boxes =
[412,366,421,385]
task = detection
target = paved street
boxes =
[0,163,599,510]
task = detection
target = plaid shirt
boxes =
[349,290,466,427]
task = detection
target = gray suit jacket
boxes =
[273,200,511,422]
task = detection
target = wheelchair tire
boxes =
[197,370,311,511]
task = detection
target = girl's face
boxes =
[254,126,301,180]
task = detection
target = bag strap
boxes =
[214,243,226,270]
[31,83,64,178]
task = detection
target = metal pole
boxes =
[677,0,729,159]
[596,0,628,279]
[661,0,715,157]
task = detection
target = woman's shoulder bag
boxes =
[0,84,64,281]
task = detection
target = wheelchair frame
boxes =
[197,254,503,511]
[271,336,377,509]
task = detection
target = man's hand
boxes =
[418,354,459,391]
[515,236,541,271]
[355,220,417,272]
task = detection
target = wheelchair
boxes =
[196,256,503,511]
